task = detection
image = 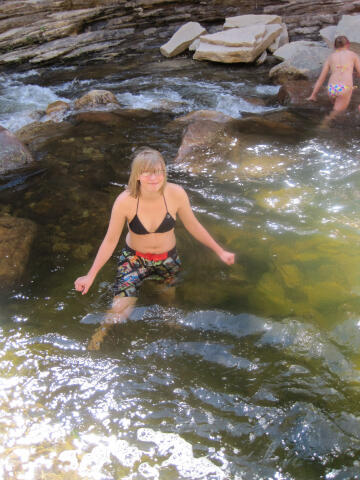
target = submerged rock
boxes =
[277,80,315,105]
[173,110,301,180]
[0,216,37,289]
[249,271,295,317]
[15,121,73,153]
[171,109,234,126]
[254,186,314,210]
[229,114,298,136]
[235,154,294,180]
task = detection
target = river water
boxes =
[1,59,360,480]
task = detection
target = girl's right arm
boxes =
[74,194,127,295]
[307,59,330,100]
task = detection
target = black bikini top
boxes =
[128,194,176,235]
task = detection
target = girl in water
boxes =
[75,147,235,350]
[307,35,360,124]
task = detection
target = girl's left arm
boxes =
[176,186,235,265]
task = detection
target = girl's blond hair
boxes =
[127,147,167,198]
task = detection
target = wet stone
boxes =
[0,215,37,289]
[0,126,34,174]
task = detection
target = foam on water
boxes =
[0,70,281,133]
[115,76,280,117]
[0,75,67,131]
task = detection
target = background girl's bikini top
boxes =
[128,194,176,235]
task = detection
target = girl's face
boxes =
[138,163,165,192]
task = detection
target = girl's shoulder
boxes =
[165,182,186,198]
[113,189,136,209]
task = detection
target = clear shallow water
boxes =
[1,63,360,479]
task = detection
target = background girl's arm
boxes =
[74,194,127,294]
[307,59,330,100]
[176,186,235,265]
[353,52,360,77]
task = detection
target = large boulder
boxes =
[272,41,331,81]
[269,61,309,84]
[174,120,225,163]
[320,25,337,49]
[0,126,34,174]
[160,22,206,58]
[0,216,37,290]
[223,14,282,29]
[193,23,283,63]
[334,15,360,56]
[74,89,119,110]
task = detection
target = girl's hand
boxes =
[74,275,95,295]
[307,94,317,101]
[218,250,235,265]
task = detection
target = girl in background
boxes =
[307,36,360,125]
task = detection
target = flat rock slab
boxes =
[160,21,206,58]
[224,14,282,29]
[194,24,282,63]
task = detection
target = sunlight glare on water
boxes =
[1,62,360,479]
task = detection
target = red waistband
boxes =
[135,251,168,261]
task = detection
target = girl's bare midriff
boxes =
[126,230,176,253]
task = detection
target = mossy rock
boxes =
[73,243,94,261]
[248,272,295,317]
[304,281,351,310]
[270,244,294,264]
[52,241,71,253]
[181,280,229,307]
[276,263,303,289]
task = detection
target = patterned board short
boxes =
[113,245,181,297]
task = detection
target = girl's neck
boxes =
[139,189,162,200]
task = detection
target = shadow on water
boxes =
[1,60,360,479]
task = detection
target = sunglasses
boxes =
[140,169,165,177]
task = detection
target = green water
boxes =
[1,64,360,479]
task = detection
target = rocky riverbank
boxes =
[0,0,359,70]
